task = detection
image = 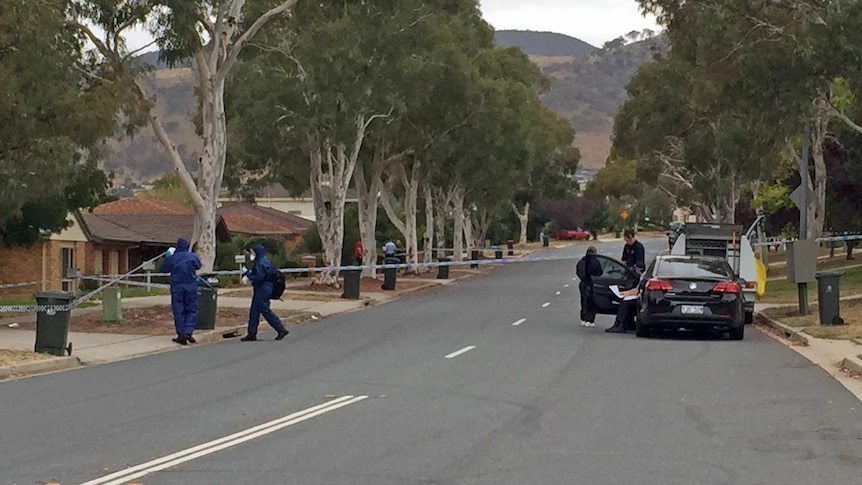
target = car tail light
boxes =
[646,279,673,291]
[713,281,740,293]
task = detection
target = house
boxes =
[218,203,312,250]
[218,183,358,222]
[83,198,230,276]
[0,198,235,297]
[0,212,90,297]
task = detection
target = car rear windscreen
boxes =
[655,258,732,279]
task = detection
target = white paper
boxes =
[610,285,637,301]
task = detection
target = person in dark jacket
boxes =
[159,237,201,345]
[576,246,603,327]
[622,229,646,275]
[241,243,289,342]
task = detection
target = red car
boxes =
[551,228,590,240]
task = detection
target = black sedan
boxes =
[634,255,746,340]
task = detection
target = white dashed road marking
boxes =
[445,346,476,359]
[512,318,527,326]
[542,302,551,308]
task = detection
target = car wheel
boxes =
[729,325,744,341]
[744,311,753,324]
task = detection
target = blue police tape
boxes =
[0,247,632,314]
[750,234,862,247]
[86,252,586,279]
[0,280,48,289]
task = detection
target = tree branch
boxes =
[217,0,299,83]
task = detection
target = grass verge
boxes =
[762,265,862,304]
[762,299,862,339]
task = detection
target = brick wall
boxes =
[0,244,44,298]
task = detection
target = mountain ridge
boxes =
[102,30,664,182]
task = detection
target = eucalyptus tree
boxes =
[1,0,116,245]
[69,0,299,270]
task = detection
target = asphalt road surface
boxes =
[3,237,862,485]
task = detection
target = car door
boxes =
[591,255,638,314]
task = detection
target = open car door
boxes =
[591,255,638,315]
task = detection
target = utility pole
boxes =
[798,125,810,315]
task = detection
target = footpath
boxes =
[755,292,862,401]
[0,247,543,380]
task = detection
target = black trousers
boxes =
[579,281,597,323]
[614,300,637,331]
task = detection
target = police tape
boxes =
[0,252,580,314]
[0,280,48,289]
[84,252,592,279]
[750,234,862,247]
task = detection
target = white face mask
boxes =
[250,253,256,261]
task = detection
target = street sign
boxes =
[234,254,246,264]
[789,184,814,211]
[620,210,629,220]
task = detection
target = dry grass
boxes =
[574,131,612,169]
[762,299,862,340]
[0,349,54,367]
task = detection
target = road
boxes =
[2,237,862,484]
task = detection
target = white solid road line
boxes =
[542,302,551,308]
[512,318,527,326]
[78,395,368,485]
[445,346,476,359]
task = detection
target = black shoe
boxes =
[172,336,188,345]
[275,329,289,341]
[187,335,196,344]
[605,325,626,334]
[240,334,257,342]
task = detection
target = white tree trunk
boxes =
[451,189,465,262]
[74,1,300,272]
[809,118,827,239]
[308,137,346,287]
[423,184,434,267]
[354,153,384,278]
[380,161,421,273]
[512,202,530,245]
[308,113,376,285]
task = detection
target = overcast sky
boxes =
[119,0,660,53]
[479,0,661,46]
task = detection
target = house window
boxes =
[61,246,75,292]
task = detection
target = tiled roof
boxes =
[218,203,311,236]
[82,198,230,245]
[251,183,358,201]
[94,197,194,215]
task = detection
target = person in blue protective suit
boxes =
[159,237,201,345]
[240,243,289,342]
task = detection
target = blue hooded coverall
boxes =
[160,238,201,338]
[246,243,287,335]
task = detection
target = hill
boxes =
[493,30,596,57]
[538,34,668,168]
[100,31,665,182]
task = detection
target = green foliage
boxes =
[584,202,610,235]
[215,235,301,271]
[141,173,195,206]
[754,183,793,215]
[584,157,640,201]
[0,0,117,245]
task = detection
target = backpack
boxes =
[270,267,286,300]
[576,258,587,281]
